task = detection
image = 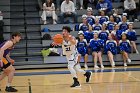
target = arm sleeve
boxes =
[71,2,75,12]
[124,1,129,9]
[61,2,65,13]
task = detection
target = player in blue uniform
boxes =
[119,33,131,67]
[98,10,109,25]
[86,7,96,26]
[118,16,129,31]
[106,15,117,32]
[126,23,139,54]
[0,32,21,92]
[105,34,117,67]
[98,23,109,44]
[111,24,125,43]
[77,32,88,70]
[84,30,94,43]
[92,18,102,31]
[89,32,104,69]
[79,15,89,32]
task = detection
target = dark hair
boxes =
[11,32,22,39]
[62,26,71,33]
[45,0,53,7]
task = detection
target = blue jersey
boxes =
[118,22,129,31]
[116,29,124,40]
[98,16,109,25]
[89,39,104,52]
[92,24,102,31]
[105,40,117,55]
[77,39,88,56]
[119,40,131,53]
[106,21,116,31]
[126,30,137,41]
[79,23,88,32]
[98,30,109,43]
[84,31,94,43]
[114,15,122,24]
[87,16,95,25]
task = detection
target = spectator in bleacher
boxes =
[83,28,94,43]
[0,11,4,44]
[41,0,57,24]
[119,33,131,67]
[113,9,122,24]
[97,10,109,25]
[105,34,117,67]
[92,18,102,31]
[106,15,117,32]
[77,32,88,70]
[126,23,139,54]
[124,0,139,22]
[96,0,113,15]
[118,15,129,31]
[83,0,97,9]
[79,15,89,32]
[98,23,109,43]
[89,32,104,69]
[60,0,77,23]
[86,7,96,26]
[111,24,124,44]
[73,0,83,9]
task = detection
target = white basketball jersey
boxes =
[62,40,77,56]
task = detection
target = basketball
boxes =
[53,34,63,44]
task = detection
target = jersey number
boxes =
[65,47,71,51]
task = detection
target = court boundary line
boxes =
[122,72,140,82]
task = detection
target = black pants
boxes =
[124,9,138,20]
[60,12,77,23]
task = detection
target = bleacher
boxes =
[1,0,140,69]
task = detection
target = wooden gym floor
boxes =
[0,66,140,93]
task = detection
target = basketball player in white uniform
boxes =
[53,26,92,87]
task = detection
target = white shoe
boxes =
[84,64,88,70]
[127,58,131,63]
[124,63,127,67]
[53,21,57,24]
[136,50,139,54]
[101,65,104,69]
[112,61,115,68]
[80,7,83,10]
[43,21,47,25]
[94,65,99,69]
[134,19,139,22]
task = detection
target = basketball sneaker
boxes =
[101,65,104,69]
[94,65,99,69]
[70,77,81,88]
[124,63,127,67]
[84,71,92,83]
[5,86,18,92]
[127,58,131,63]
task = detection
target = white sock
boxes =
[74,64,86,74]
[7,83,11,87]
